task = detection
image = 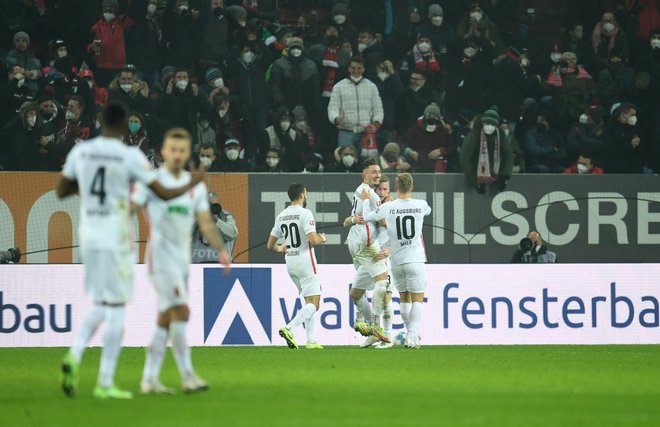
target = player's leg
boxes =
[375,274,394,349]
[368,261,391,342]
[405,263,427,349]
[141,311,174,394]
[303,295,322,349]
[350,266,373,337]
[168,304,207,392]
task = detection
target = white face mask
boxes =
[483,124,496,134]
[176,79,188,90]
[431,16,443,27]
[27,116,37,127]
[58,49,67,58]
[87,80,94,89]
[577,163,589,174]
[334,14,346,25]
[147,3,157,14]
[218,108,228,118]
[342,155,355,167]
[628,115,637,126]
[226,148,239,161]
[65,110,76,120]
[357,43,368,53]
[579,113,589,124]
[470,12,483,22]
[521,58,530,67]
[350,75,363,83]
[295,121,307,131]
[120,83,132,92]
[464,47,477,57]
[550,53,562,63]
[603,22,615,33]
[95,119,101,129]
[178,5,189,12]
[266,157,279,168]
[418,42,431,53]
[238,20,246,27]
[377,71,389,81]
[199,156,213,167]
[652,39,660,49]
[425,124,437,132]
[104,12,116,21]
[214,77,224,88]
[289,48,302,58]
[280,121,290,131]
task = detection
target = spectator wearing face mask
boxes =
[125,0,162,86]
[330,2,357,45]
[515,0,567,56]
[198,0,230,69]
[416,5,454,60]
[87,0,132,87]
[460,106,513,194]
[157,68,209,143]
[200,67,229,103]
[38,95,61,148]
[398,70,441,133]
[198,143,222,172]
[225,5,248,49]
[444,39,493,120]
[208,93,252,158]
[5,31,42,92]
[281,105,320,172]
[162,0,203,67]
[0,102,48,171]
[400,34,444,93]
[626,0,660,53]
[566,105,606,162]
[0,65,35,126]
[355,28,384,80]
[49,39,75,79]
[270,37,321,130]
[399,103,455,173]
[598,49,637,110]
[54,95,91,167]
[256,147,287,172]
[456,3,505,54]
[379,142,411,173]
[325,145,361,173]
[602,102,644,173]
[373,60,405,150]
[123,112,150,154]
[591,11,630,75]
[564,153,604,174]
[218,138,251,172]
[78,69,109,107]
[108,65,151,113]
[260,107,296,162]
[564,22,593,74]
[525,112,567,173]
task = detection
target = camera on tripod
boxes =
[0,247,21,264]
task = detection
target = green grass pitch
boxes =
[1,345,659,427]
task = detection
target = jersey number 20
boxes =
[280,223,301,248]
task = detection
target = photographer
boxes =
[192,192,238,263]
[511,231,557,263]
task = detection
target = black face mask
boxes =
[326,35,339,45]
[213,7,224,17]
[536,123,548,132]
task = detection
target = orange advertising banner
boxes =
[0,173,249,263]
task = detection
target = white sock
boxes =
[354,295,372,323]
[142,326,168,382]
[371,281,387,325]
[286,303,316,330]
[400,302,412,332]
[170,321,194,380]
[70,305,105,363]
[408,302,424,338]
[97,306,125,388]
[304,311,316,344]
[383,302,393,338]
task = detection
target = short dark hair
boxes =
[174,67,190,77]
[349,56,364,66]
[288,183,306,201]
[102,102,127,129]
[618,102,636,116]
[362,157,379,170]
[68,95,86,110]
[199,142,216,154]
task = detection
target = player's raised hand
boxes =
[218,249,231,276]
[280,244,287,255]
[374,248,390,260]
[189,160,207,185]
[360,188,370,200]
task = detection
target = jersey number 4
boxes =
[395,215,415,240]
[280,223,301,248]
[90,167,107,205]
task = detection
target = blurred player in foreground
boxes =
[358,173,431,349]
[57,104,205,399]
[132,128,231,393]
[267,183,327,349]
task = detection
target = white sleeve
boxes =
[423,200,432,216]
[362,200,386,222]
[193,183,210,213]
[270,216,283,238]
[327,83,341,124]
[130,181,150,207]
[61,146,78,180]
[302,209,317,236]
[127,148,156,185]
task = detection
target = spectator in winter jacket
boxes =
[634,28,660,121]
[515,0,568,55]
[398,70,441,133]
[627,0,660,50]
[198,143,222,172]
[564,22,594,74]
[88,0,132,86]
[54,96,91,168]
[591,11,630,75]
[355,28,384,80]
[198,0,230,68]
[38,95,61,148]
[399,103,455,173]
[564,153,604,174]
[218,138,251,172]
[324,145,362,173]
[456,3,505,54]
[525,112,567,173]
[108,65,151,113]
[598,50,637,110]
[270,37,321,128]
[78,69,109,107]
[0,102,48,171]
[400,34,444,93]
[5,31,41,92]
[125,0,163,85]
[0,65,35,126]
[157,68,209,144]
[602,102,644,173]
[415,5,455,60]
[330,2,358,46]
[460,106,513,194]
[374,60,405,149]
[162,0,203,67]
[209,93,251,157]
[124,112,150,154]
[328,56,384,152]
[255,147,287,172]
[566,105,606,162]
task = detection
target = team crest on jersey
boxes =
[309,220,315,225]
[203,268,272,345]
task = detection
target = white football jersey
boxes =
[131,168,209,270]
[348,182,381,246]
[362,198,431,266]
[62,137,156,251]
[271,205,318,263]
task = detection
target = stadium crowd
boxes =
[1,0,659,178]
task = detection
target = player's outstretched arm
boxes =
[56,176,79,199]
[197,210,231,274]
[307,232,327,247]
[342,215,355,227]
[148,162,207,200]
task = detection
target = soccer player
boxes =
[57,103,205,399]
[344,158,390,344]
[132,128,231,394]
[267,183,327,350]
[372,176,395,349]
[357,173,431,349]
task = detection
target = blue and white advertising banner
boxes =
[1,264,658,347]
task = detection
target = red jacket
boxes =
[564,164,604,174]
[87,16,132,70]
[93,86,109,106]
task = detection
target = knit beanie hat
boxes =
[332,2,348,15]
[226,5,247,21]
[14,31,30,44]
[481,106,500,125]
[383,142,400,156]
[428,4,443,18]
[424,103,442,120]
[205,67,223,83]
[287,37,304,49]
